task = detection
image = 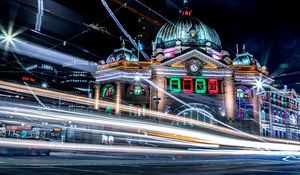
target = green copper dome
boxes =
[106,47,139,64]
[154,17,221,50]
[233,52,261,67]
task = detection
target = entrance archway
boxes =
[175,103,216,125]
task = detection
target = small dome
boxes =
[106,47,138,64]
[233,52,261,67]
[154,17,221,50]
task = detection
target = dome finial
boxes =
[180,0,192,16]
[242,44,246,53]
[120,36,125,48]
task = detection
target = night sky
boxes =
[1,0,300,90]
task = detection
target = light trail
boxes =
[1,104,300,151]
[1,119,218,149]
[101,0,150,61]
[142,77,267,143]
[0,79,295,143]
[0,39,97,72]
[35,0,44,32]
[1,137,300,157]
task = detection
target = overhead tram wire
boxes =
[101,0,150,61]
[18,0,132,60]
[1,0,129,64]
[134,0,176,27]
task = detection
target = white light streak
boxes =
[35,0,44,31]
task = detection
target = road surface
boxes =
[0,152,300,174]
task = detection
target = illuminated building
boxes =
[95,0,300,140]
[61,60,96,110]
[22,63,58,88]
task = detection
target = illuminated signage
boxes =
[211,49,222,60]
[53,128,62,132]
[163,47,176,59]
[169,77,220,94]
[101,84,116,98]
[22,76,35,83]
[6,125,32,131]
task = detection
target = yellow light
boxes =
[191,33,197,38]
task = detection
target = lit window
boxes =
[208,79,219,94]
[134,86,142,96]
[102,84,116,98]
[169,77,181,93]
[182,78,193,93]
[195,78,206,94]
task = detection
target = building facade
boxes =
[60,60,96,110]
[94,1,300,140]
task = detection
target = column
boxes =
[252,89,260,135]
[224,77,235,120]
[268,92,273,137]
[150,76,166,112]
[94,84,100,110]
[115,81,121,116]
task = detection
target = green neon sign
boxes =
[169,77,181,93]
[134,86,142,96]
[105,106,113,113]
[102,85,116,98]
[195,78,207,94]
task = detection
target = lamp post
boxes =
[152,85,162,112]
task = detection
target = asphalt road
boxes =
[1,152,300,175]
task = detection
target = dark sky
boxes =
[1,0,300,90]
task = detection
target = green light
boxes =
[195,78,207,94]
[134,86,142,96]
[102,85,115,98]
[169,77,181,93]
[105,106,112,113]
[279,63,289,69]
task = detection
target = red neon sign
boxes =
[182,77,194,94]
[208,79,219,94]
[22,76,35,83]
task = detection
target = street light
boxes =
[42,82,48,88]
[3,35,13,42]
[256,80,263,90]
[254,79,265,94]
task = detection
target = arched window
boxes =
[101,84,116,98]
[129,85,145,96]
[175,103,215,125]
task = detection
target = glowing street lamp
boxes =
[42,82,48,88]
[256,80,263,90]
[3,35,13,42]
[254,78,266,94]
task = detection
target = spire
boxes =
[120,36,125,48]
[242,44,246,53]
[180,0,192,16]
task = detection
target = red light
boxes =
[208,79,219,94]
[182,77,194,94]
[185,11,189,16]
[22,76,35,83]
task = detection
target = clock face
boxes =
[187,60,202,75]
[189,64,199,72]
